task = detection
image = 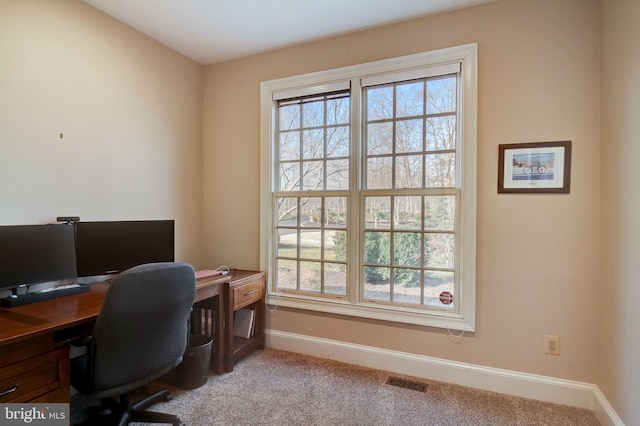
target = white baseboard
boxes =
[265,329,623,426]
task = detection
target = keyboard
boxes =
[0,284,90,308]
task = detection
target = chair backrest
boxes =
[92,262,196,391]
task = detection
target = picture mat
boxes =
[502,146,566,189]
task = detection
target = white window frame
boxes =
[260,44,477,331]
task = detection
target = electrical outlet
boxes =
[544,335,560,355]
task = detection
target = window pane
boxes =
[424,196,455,231]
[300,197,322,227]
[424,233,455,268]
[424,270,454,307]
[364,76,459,193]
[425,153,455,187]
[364,231,390,265]
[367,86,393,120]
[279,131,300,161]
[393,232,421,267]
[426,116,456,151]
[302,98,324,128]
[302,129,324,159]
[426,76,456,115]
[396,81,424,118]
[395,155,423,188]
[366,156,392,189]
[275,196,350,297]
[365,197,391,230]
[326,159,349,190]
[393,268,421,304]
[277,228,297,258]
[277,197,298,227]
[367,122,393,155]
[329,230,347,261]
[300,230,322,259]
[276,259,297,291]
[275,196,348,296]
[277,91,350,196]
[324,197,347,228]
[302,160,324,190]
[363,266,390,300]
[326,96,349,125]
[327,125,349,158]
[279,103,300,131]
[394,196,422,230]
[280,162,300,191]
[396,119,423,153]
[324,262,346,295]
[300,261,321,292]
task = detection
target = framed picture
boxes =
[498,141,571,193]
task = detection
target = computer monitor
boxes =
[0,224,78,291]
[74,220,175,277]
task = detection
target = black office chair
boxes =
[70,262,196,426]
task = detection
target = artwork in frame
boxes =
[498,141,571,193]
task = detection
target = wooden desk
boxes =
[191,270,266,373]
[0,274,229,403]
[0,283,108,403]
[223,270,266,372]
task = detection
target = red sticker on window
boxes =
[439,291,453,305]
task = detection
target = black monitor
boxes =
[74,220,175,277]
[0,224,77,291]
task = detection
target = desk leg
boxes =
[213,294,225,375]
[222,283,234,373]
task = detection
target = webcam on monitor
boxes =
[56,216,80,224]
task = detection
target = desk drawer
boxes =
[232,281,264,310]
[0,351,65,403]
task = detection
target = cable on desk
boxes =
[215,265,230,275]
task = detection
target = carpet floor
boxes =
[72,348,600,425]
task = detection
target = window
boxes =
[260,44,477,330]
[275,91,350,296]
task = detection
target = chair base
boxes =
[74,388,183,426]
[118,388,183,426]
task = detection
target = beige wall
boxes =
[203,0,601,384]
[6,0,638,422]
[0,0,205,267]
[600,0,640,424]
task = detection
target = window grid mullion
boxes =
[297,102,303,192]
[422,81,428,190]
[392,83,397,190]
[323,98,328,191]
[420,195,426,306]
[296,197,302,291]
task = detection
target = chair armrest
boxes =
[69,335,94,348]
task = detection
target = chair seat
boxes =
[71,353,182,400]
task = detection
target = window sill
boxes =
[266,293,474,332]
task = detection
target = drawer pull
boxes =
[243,289,256,296]
[0,384,18,397]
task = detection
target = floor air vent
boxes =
[386,376,427,392]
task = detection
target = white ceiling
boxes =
[83,0,495,65]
